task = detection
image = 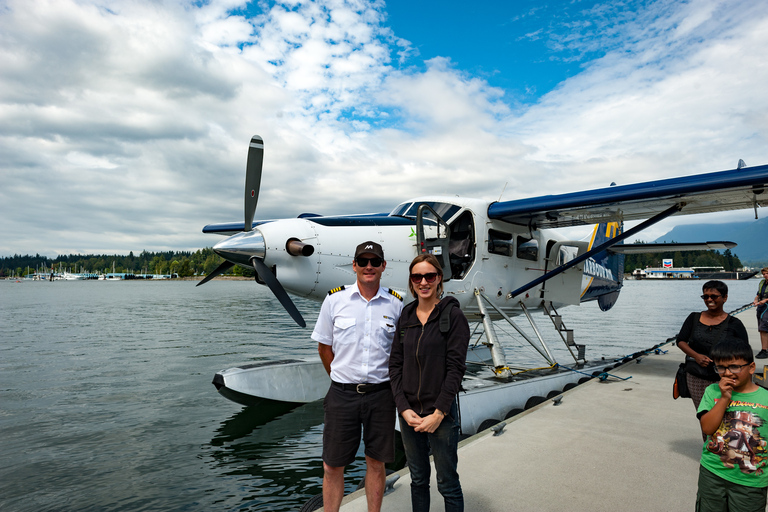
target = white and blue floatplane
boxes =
[200,138,768,435]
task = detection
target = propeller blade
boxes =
[251,257,306,328]
[244,135,263,232]
[196,260,235,287]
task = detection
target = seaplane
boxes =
[199,136,768,435]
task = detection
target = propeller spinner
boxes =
[197,136,307,328]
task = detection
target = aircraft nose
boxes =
[213,229,266,266]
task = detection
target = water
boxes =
[0,278,759,511]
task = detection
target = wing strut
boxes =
[509,203,683,298]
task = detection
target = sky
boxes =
[1,0,767,257]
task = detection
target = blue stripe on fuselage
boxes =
[306,214,415,227]
[202,214,415,234]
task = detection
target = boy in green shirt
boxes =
[697,337,768,511]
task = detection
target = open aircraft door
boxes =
[416,204,452,280]
[540,241,589,305]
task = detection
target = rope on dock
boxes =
[555,363,633,382]
[505,364,558,377]
[557,303,758,385]
[730,302,756,316]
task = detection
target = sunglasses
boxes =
[409,272,439,284]
[714,363,750,374]
[355,257,383,268]
[701,294,723,300]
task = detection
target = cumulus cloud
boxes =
[0,0,766,255]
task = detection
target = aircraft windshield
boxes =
[390,201,461,222]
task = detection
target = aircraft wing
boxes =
[487,163,768,229]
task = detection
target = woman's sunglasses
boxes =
[355,257,383,268]
[410,272,439,284]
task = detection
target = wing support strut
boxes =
[509,203,684,299]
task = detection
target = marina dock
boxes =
[337,309,761,512]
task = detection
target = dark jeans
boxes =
[399,400,463,512]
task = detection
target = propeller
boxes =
[251,257,306,327]
[244,136,263,232]
[197,135,307,327]
[196,260,234,286]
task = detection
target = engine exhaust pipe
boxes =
[286,238,315,257]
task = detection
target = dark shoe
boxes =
[756,350,768,359]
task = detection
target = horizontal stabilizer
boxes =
[609,241,737,254]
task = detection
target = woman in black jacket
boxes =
[389,254,469,512]
[677,280,749,410]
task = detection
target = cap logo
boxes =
[365,245,373,249]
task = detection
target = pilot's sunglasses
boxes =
[410,272,439,284]
[355,257,383,268]
[701,294,723,300]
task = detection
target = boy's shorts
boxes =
[322,383,395,467]
[696,465,767,512]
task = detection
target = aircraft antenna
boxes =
[498,182,508,202]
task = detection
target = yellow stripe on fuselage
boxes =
[588,225,599,249]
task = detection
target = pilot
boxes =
[311,241,404,512]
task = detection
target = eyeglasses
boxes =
[410,272,438,284]
[714,363,750,374]
[701,294,723,300]
[355,257,383,268]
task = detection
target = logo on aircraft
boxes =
[584,257,615,281]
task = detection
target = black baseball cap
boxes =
[354,241,384,260]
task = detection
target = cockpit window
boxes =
[390,201,460,223]
[517,236,539,261]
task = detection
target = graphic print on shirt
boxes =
[707,410,768,474]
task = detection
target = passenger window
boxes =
[516,236,538,261]
[488,230,513,257]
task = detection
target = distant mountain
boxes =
[654,217,768,266]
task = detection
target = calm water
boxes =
[0,278,759,511]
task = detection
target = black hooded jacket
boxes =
[389,296,470,416]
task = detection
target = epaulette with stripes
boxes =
[388,288,404,301]
[328,285,346,295]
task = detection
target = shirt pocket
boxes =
[333,317,356,344]
[380,320,396,350]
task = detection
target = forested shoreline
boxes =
[622,247,744,271]
[0,249,255,279]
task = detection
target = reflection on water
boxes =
[207,403,327,511]
[206,401,407,510]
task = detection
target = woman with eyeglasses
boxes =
[389,254,470,512]
[677,280,749,411]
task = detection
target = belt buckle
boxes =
[356,384,366,394]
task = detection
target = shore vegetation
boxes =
[0,249,254,279]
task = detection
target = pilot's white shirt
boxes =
[311,282,403,385]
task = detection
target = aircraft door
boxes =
[447,210,474,280]
[540,241,589,305]
[416,204,452,280]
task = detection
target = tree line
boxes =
[0,249,256,279]
[623,246,743,272]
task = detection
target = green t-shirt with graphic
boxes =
[698,384,768,488]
